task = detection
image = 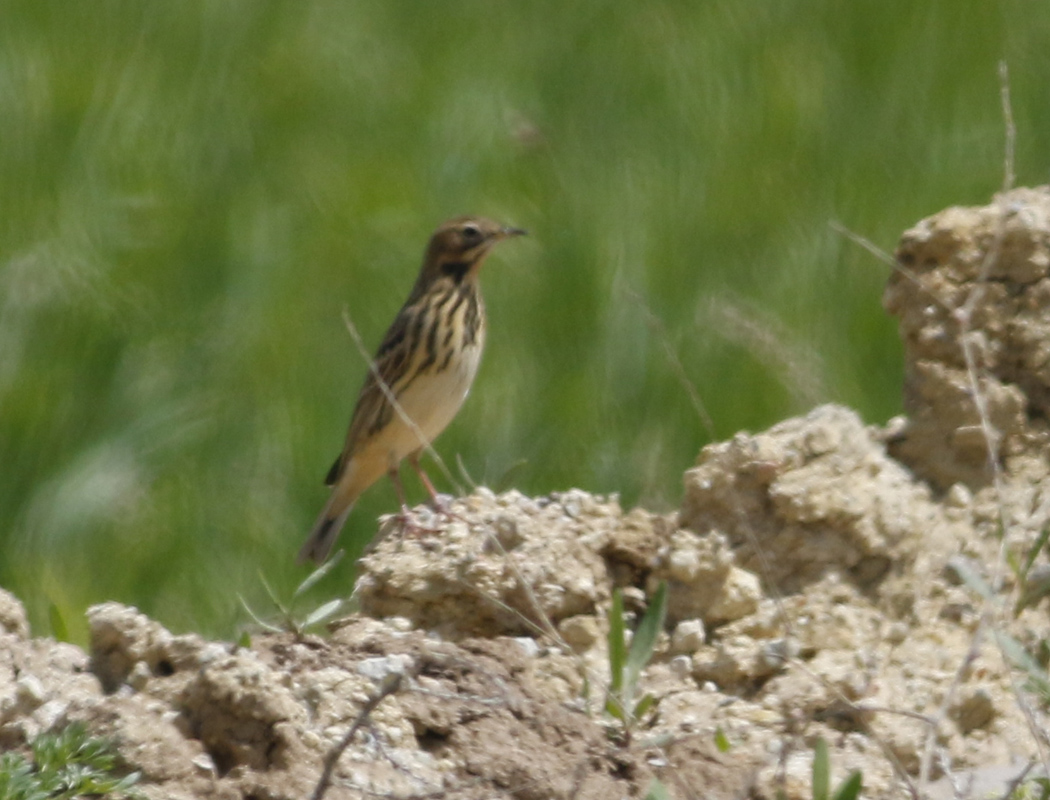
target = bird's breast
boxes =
[378,287,486,463]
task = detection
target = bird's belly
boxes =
[383,341,483,463]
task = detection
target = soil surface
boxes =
[3,187,1050,799]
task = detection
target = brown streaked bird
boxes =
[298,216,526,564]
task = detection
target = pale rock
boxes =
[558,615,600,652]
[669,619,705,655]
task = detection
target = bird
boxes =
[297,216,526,564]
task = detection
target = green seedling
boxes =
[239,550,347,637]
[812,738,862,800]
[605,581,668,743]
[951,556,1050,703]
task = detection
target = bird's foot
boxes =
[428,494,474,527]
[395,496,468,537]
[426,492,457,515]
[395,507,444,537]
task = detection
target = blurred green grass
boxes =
[2,0,1048,641]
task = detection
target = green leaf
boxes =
[257,571,287,615]
[994,630,1050,698]
[626,582,668,690]
[947,556,994,600]
[1007,547,1023,577]
[608,589,627,694]
[714,726,732,752]
[832,771,863,800]
[1022,525,1050,579]
[237,595,283,634]
[632,693,658,720]
[812,738,830,800]
[302,598,344,629]
[236,630,252,650]
[293,549,345,598]
[1016,565,1050,616]
[604,695,626,722]
[1029,777,1050,800]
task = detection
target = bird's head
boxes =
[419,216,526,286]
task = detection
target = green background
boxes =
[2,1,1048,641]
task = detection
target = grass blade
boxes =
[302,598,344,629]
[813,738,830,800]
[608,589,626,694]
[833,771,863,800]
[632,693,657,720]
[626,581,667,688]
[995,630,1050,698]
[238,595,283,634]
[947,556,994,600]
[293,549,345,598]
[1021,524,1050,579]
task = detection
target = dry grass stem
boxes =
[623,286,717,440]
[341,307,463,496]
[699,295,828,409]
[311,671,405,800]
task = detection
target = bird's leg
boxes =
[389,463,442,536]
[408,455,447,511]
[387,466,412,517]
[408,454,473,527]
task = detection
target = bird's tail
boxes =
[297,494,355,565]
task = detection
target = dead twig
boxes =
[311,672,405,800]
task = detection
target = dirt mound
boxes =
[885,186,1050,489]
[2,187,1049,799]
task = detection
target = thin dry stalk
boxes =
[827,221,896,268]
[832,59,1049,798]
[341,307,463,496]
[699,295,828,409]
[827,219,958,318]
[311,671,404,800]
[917,59,1050,789]
[623,285,717,439]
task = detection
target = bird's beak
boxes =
[499,226,528,239]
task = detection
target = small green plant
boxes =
[1009,776,1049,800]
[240,550,347,637]
[642,779,672,800]
[605,581,668,743]
[811,738,862,800]
[950,555,1050,704]
[0,722,142,800]
[714,726,732,753]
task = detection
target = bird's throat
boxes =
[441,260,472,283]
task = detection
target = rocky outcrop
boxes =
[2,188,1049,799]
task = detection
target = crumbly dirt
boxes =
[2,187,1050,799]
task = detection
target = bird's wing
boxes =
[324,300,424,486]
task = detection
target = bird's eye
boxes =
[462,224,481,239]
